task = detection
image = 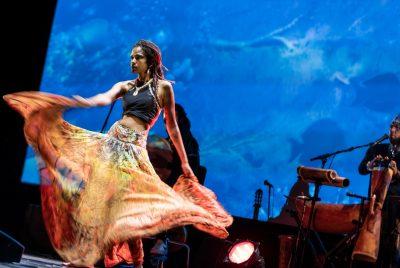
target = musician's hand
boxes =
[181,162,195,178]
[389,160,398,176]
[367,155,383,171]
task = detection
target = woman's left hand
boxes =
[181,162,195,178]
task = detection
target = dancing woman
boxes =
[4,40,232,267]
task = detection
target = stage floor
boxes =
[0,254,65,268]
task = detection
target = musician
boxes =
[359,115,400,267]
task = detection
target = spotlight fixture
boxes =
[224,240,265,268]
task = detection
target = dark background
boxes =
[0,0,57,239]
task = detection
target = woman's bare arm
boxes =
[73,81,129,107]
[160,81,194,177]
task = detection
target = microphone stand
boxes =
[310,137,388,168]
[310,136,388,205]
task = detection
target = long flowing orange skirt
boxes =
[4,92,232,267]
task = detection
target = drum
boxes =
[295,201,365,234]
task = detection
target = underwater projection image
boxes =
[22,0,400,220]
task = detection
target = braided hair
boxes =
[133,40,167,89]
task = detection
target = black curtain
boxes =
[0,0,57,238]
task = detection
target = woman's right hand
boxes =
[72,95,96,107]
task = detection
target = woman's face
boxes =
[130,46,148,74]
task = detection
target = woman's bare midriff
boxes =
[119,115,150,132]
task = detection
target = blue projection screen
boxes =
[21,0,400,220]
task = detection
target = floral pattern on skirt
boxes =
[3,91,233,267]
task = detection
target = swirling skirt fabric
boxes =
[3,92,233,267]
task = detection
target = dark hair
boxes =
[175,103,191,130]
[133,39,166,88]
[391,114,400,128]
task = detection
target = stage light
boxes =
[228,241,255,264]
[224,240,265,268]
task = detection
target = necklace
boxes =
[132,79,153,96]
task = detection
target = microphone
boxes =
[371,134,389,146]
[263,179,273,188]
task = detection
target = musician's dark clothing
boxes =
[165,104,204,187]
[359,143,400,175]
[359,143,400,267]
[166,132,202,187]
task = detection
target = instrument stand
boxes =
[324,193,368,267]
[288,205,327,268]
[289,197,309,268]
[267,185,272,220]
[300,182,327,267]
[253,189,263,220]
[291,182,332,268]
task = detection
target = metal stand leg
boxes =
[298,183,321,267]
[325,193,367,267]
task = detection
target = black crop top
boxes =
[122,80,161,124]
